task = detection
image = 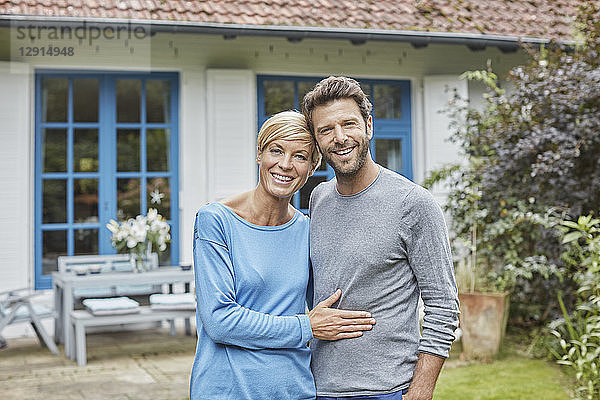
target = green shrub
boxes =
[548,215,600,400]
[425,3,600,325]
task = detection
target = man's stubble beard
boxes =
[320,133,370,178]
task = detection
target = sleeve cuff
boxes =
[296,314,313,345]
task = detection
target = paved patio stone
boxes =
[0,328,196,400]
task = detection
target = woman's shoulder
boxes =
[195,203,233,236]
[196,202,227,220]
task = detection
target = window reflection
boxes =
[375,139,402,171]
[146,80,171,123]
[117,79,141,122]
[43,180,67,223]
[117,178,140,220]
[74,179,98,223]
[43,129,67,172]
[73,129,98,172]
[147,129,170,172]
[117,129,140,171]
[42,230,67,275]
[73,79,99,122]
[374,84,402,119]
[147,177,170,219]
[42,78,68,122]
[263,80,294,116]
[75,229,99,255]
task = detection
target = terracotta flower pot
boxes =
[458,291,510,360]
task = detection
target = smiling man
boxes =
[302,76,460,400]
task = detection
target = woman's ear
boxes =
[256,147,262,164]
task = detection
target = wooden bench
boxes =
[69,306,196,366]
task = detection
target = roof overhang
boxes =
[0,14,572,52]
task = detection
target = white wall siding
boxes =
[0,62,32,292]
[206,69,257,202]
[423,75,468,203]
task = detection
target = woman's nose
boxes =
[278,154,293,169]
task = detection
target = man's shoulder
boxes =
[377,167,422,198]
[376,168,441,214]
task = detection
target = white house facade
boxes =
[0,18,532,295]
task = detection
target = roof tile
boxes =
[0,0,594,41]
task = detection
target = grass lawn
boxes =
[434,354,573,399]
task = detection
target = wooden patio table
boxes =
[52,267,194,358]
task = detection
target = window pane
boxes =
[374,84,402,119]
[297,80,319,109]
[146,80,171,123]
[42,78,68,122]
[117,129,140,171]
[375,139,402,171]
[147,128,170,172]
[42,230,67,275]
[300,176,327,210]
[73,79,99,122]
[42,128,67,172]
[117,178,140,220]
[263,80,294,116]
[117,79,141,122]
[147,177,170,219]
[43,179,66,223]
[74,179,98,223]
[75,229,98,255]
[73,128,98,172]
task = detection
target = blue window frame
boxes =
[257,75,412,213]
[35,71,179,289]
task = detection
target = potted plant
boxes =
[422,70,513,360]
[426,158,512,360]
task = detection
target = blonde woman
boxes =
[190,111,375,400]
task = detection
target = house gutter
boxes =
[0,14,569,52]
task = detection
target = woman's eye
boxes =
[270,148,282,154]
[295,154,307,161]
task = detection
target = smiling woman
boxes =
[190,110,377,400]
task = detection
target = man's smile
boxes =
[331,146,356,158]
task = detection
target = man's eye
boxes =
[319,127,332,135]
[344,121,357,127]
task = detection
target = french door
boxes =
[35,71,179,289]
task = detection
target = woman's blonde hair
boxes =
[257,110,322,171]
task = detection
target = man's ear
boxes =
[366,115,373,140]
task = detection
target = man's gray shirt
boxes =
[308,166,459,397]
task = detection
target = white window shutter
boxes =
[423,75,468,202]
[206,69,257,201]
[0,62,32,291]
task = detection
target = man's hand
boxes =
[403,352,445,400]
[308,289,376,340]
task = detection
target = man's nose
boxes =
[333,125,347,143]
